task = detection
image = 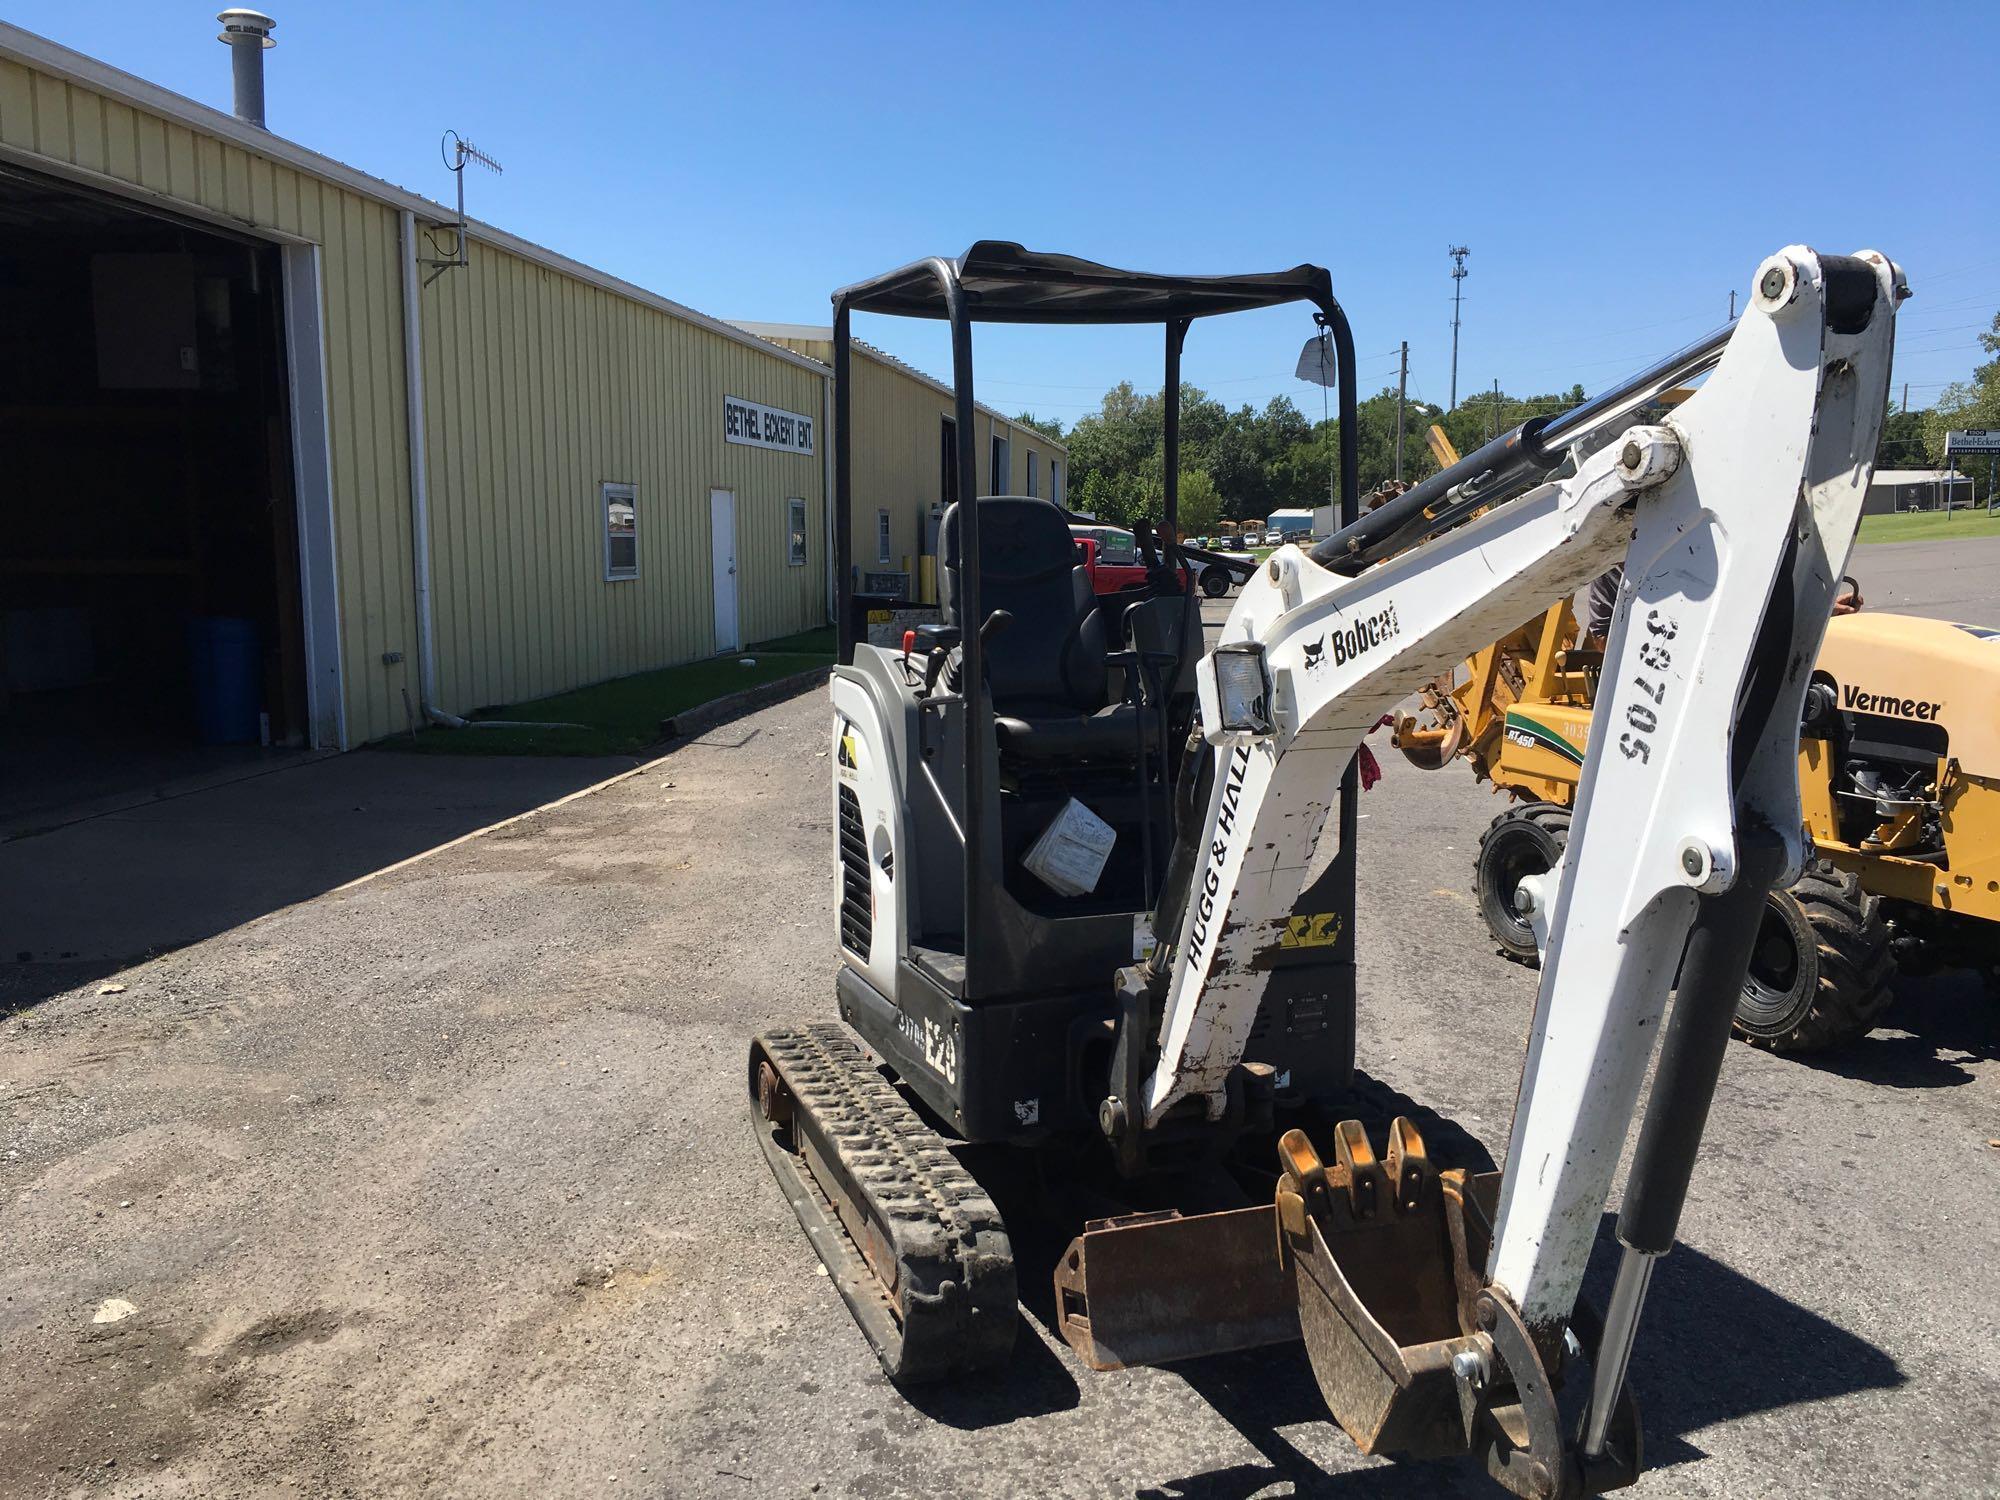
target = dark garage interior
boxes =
[0,165,309,834]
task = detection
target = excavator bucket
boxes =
[1275,1122,1500,1460]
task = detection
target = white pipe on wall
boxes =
[395,211,621,737]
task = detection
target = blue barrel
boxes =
[187,616,263,745]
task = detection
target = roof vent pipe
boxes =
[217,9,275,128]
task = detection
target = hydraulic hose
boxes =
[1309,320,1735,576]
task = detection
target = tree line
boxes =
[1018,380,1588,534]
[1017,309,2000,529]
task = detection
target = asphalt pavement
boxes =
[3,645,1995,1496]
[1848,534,2000,625]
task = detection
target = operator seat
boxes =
[939,496,1137,762]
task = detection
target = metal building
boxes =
[732,324,1065,605]
[0,21,839,807]
[1862,468,1975,515]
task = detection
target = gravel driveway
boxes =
[3,684,1995,1499]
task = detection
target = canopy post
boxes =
[933,258,988,982]
[1163,318,1190,549]
[832,298,855,664]
[1312,291,1361,1060]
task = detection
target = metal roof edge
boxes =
[0,22,829,380]
[726,321,1067,449]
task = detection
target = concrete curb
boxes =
[656,664,830,742]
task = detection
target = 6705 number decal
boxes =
[1618,609,1678,765]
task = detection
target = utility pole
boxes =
[1394,341,1408,482]
[1449,246,1469,410]
[1901,382,1909,414]
[1728,289,1737,322]
[1490,378,1501,441]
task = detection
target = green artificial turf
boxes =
[377,644,830,757]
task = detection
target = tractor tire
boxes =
[1201,565,1234,598]
[1733,862,1896,1052]
[1474,803,1570,966]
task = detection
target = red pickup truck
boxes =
[1071,525,1247,599]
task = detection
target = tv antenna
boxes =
[422,129,504,285]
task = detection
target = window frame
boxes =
[786,496,808,567]
[1025,449,1038,497]
[876,507,892,564]
[602,480,638,582]
[991,433,1010,494]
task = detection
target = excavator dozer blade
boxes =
[1054,1206,1298,1371]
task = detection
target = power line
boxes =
[1896,320,1994,338]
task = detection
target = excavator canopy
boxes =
[834,240,1339,324]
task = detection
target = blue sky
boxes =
[30,1,1998,432]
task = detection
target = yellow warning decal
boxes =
[1280,913,1342,949]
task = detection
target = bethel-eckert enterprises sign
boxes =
[724,395,814,455]
[1946,429,2000,454]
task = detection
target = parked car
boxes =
[1070,525,1243,600]
[1263,530,1283,546]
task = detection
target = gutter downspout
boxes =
[395,211,605,735]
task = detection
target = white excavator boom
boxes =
[1147,246,1901,1376]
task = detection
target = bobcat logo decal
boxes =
[1304,604,1401,674]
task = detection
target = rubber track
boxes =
[750,1022,1015,1384]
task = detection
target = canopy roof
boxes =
[834,240,1336,325]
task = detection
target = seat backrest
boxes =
[940,495,1106,712]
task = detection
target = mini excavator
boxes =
[750,241,1903,1495]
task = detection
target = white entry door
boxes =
[710,488,739,652]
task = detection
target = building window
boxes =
[1051,458,1063,505]
[603,481,637,580]
[1025,450,1038,497]
[787,497,808,567]
[991,434,1010,494]
[877,508,892,564]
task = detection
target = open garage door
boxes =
[0,165,326,834]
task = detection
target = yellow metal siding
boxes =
[418,243,827,711]
[1,54,831,739]
[0,58,420,745]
